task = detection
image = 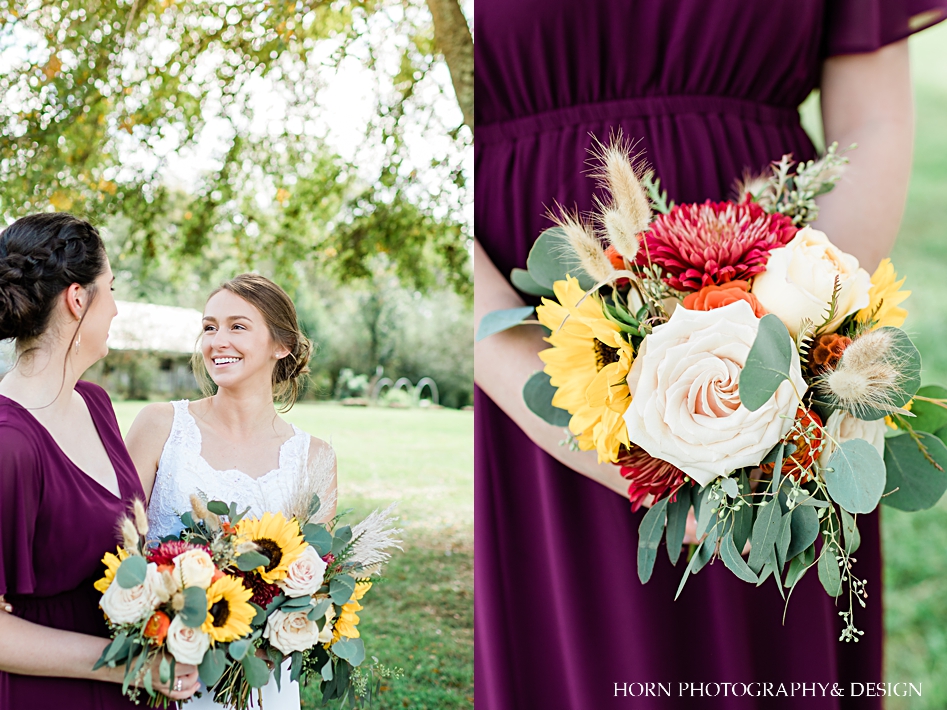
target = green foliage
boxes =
[115,555,147,589]
[738,314,795,411]
[475,306,535,341]
[522,371,571,426]
[0,0,471,293]
[525,226,595,291]
[636,497,668,584]
[822,438,886,514]
[883,432,947,511]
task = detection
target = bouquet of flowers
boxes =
[478,134,947,640]
[94,493,401,707]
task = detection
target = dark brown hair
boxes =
[0,213,107,344]
[194,273,312,411]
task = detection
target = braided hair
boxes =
[0,213,107,343]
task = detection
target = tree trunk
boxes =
[426,0,474,132]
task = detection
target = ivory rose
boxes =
[100,562,162,624]
[623,300,806,485]
[166,615,210,664]
[750,227,870,337]
[172,549,216,590]
[818,410,887,466]
[264,609,321,654]
[277,546,328,598]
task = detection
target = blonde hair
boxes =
[193,274,313,411]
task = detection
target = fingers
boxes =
[682,508,699,545]
[0,595,11,613]
[154,664,201,699]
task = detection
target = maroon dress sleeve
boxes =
[824,0,947,55]
[0,423,42,596]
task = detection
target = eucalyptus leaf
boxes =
[199,648,228,687]
[308,597,332,622]
[206,500,229,516]
[236,551,271,572]
[732,471,753,554]
[526,227,596,291]
[291,651,304,683]
[665,486,692,566]
[159,657,171,685]
[823,438,886,514]
[721,477,739,499]
[674,539,705,601]
[115,556,148,589]
[839,509,860,554]
[637,497,669,584]
[332,637,366,667]
[720,525,758,583]
[738,314,794,412]
[818,542,843,597]
[321,659,334,682]
[882,432,947,511]
[179,586,209,628]
[523,371,572,426]
[786,505,819,560]
[303,525,334,556]
[691,520,719,574]
[511,268,555,297]
[695,486,716,539]
[906,385,947,433]
[228,639,251,661]
[330,575,357,605]
[748,497,782,574]
[784,544,816,589]
[475,306,537,342]
[241,653,272,688]
[775,511,793,573]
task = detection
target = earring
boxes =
[74,334,81,355]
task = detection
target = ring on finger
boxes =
[174,679,183,692]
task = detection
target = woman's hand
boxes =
[150,654,200,701]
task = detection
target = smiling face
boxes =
[201,289,289,392]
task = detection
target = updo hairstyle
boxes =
[196,273,313,411]
[0,213,107,344]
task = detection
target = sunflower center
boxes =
[210,600,231,628]
[254,538,283,572]
[593,339,620,371]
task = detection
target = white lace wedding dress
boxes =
[148,400,333,710]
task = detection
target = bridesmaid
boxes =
[0,213,199,708]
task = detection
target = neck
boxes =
[0,341,82,412]
[204,382,281,437]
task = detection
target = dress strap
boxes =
[169,400,202,455]
[279,426,311,474]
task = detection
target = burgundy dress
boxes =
[474,1,946,708]
[0,380,144,709]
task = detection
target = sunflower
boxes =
[536,275,635,463]
[856,258,910,329]
[332,581,372,641]
[234,512,307,584]
[94,547,129,593]
[201,574,256,643]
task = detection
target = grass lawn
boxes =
[112,401,474,710]
[878,21,947,710]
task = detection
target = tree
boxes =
[0,0,470,292]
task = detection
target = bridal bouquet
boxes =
[94,495,401,707]
[477,135,947,640]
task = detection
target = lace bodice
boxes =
[147,400,312,540]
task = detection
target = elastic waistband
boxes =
[477,95,800,145]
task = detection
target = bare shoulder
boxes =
[128,402,175,439]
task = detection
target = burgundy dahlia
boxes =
[147,540,209,566]
[235,569,282,608]
[617,445,691,512]
[636,200,796,291]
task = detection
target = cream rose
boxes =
[818,410,887,466]
[277,546,327,598]
[172,549,215,590]
[264,609,321,654]
[166,615,211,664]
[100,562,161,624]
[624,300,806,486]
[751,227,871,337]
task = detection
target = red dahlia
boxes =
[147,540,210,566]
[234,569,282,608]
[617,445,691,512]
[636,200,796,291]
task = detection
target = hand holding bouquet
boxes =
[95,494,401,707]
[478,134,947,640]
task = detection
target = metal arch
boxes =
[415,377,439,406]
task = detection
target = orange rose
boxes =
[211,568,226,584]
[682,280,767,318]
[143,611,171,645]
[604,244,627,270]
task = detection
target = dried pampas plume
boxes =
[120,517,140,552]
[816,329,908,418]
[132,499,149,538]
[348,503,403,576]
[550,207,615,284]
[189,493,220,532]
[589,131,650,261]
[283,444,338,524]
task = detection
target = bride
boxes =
[126,273,337,709]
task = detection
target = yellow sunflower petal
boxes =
[856,258,910,329]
